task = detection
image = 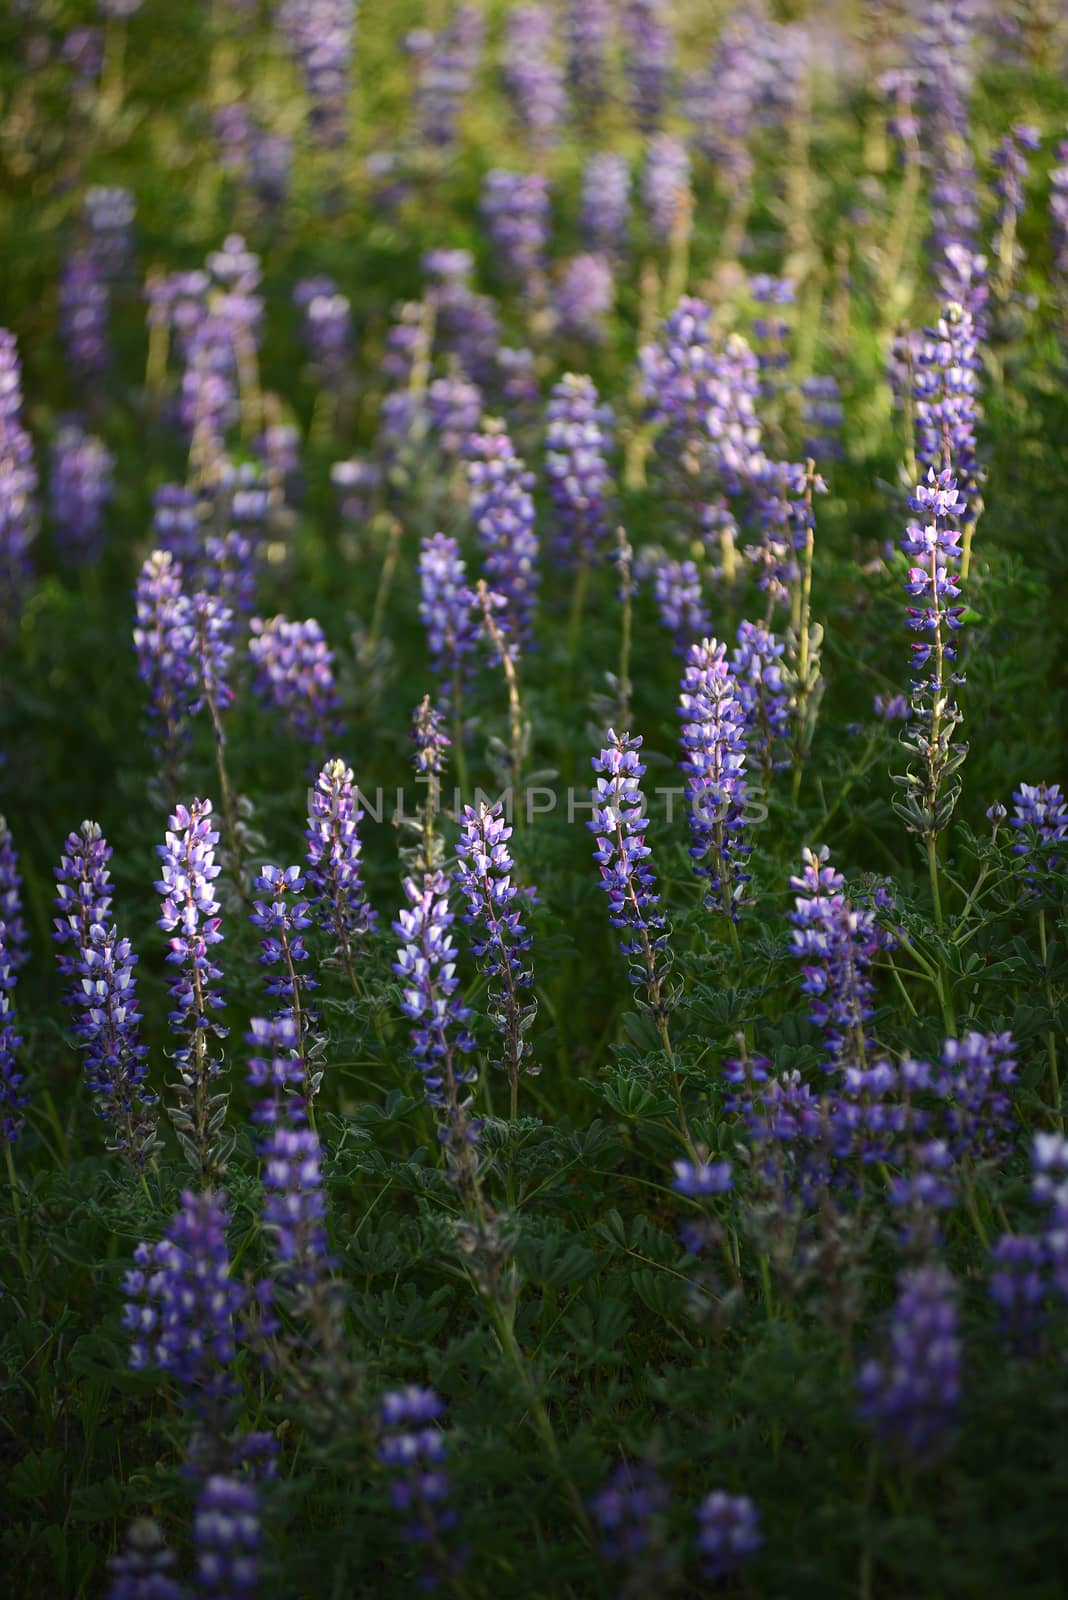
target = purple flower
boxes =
[480,171,550,292]
[246,1013,304,1115]
[0,923,26,1144]
[1051,131,1068,288]
[732,620,789,776]
[504,5,565,150]
[193,1475,261,1600]
[305,758,376,982]
[993,123,1040,294]
[553,254,614,343]
[410,6,483,149]
[331,456,381,525]
[84,185,136,280]
[465,420,539,646]
[0,329,38,617]
[50,422,114,566]
[0,816,28,974]
[59,246,110,381]
[857,1263,960,1463]
[261,1117,329,1289]
[789,846,889,1072]
[393,871,475,1111]
[580,152,630,258]
[427,372,483,457]
[1010,782,1068,890]
[653,558,710,654]
[151,483,201,565]
[423,249,501,387]
[277,0,356,149]
[696,1490,762,1581]
[73,922,158,1169]
[988,1233,1046,1347]
[913,301,983,517]
[564,0,613,112]
[294,276,352,389]
[379,1387,463,1580]
[53,820,114,994]
[107,1519,181,1600]
[544,374,614,565]
[621,0,673,134]
[249,866,318,1052]
[679,638,750,922]
[590,731,671,1005]
[249,615,340,749]
[672,1158,733,1198]
[419,532,478,691]
[590,1461,669,1563]
[643,134,690,244]
[935,1030,1016,1164]
[133,550,196,792]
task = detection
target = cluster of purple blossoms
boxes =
[261,1110,329,1299]
[455,800,535,1102]
[156,800,227,1067]
[1052,131,1068,288]
[749,274,794,400]
[789,846,889,1072]
[194,1475,261,1600]
[544,374,614,564]
[553,254,614,343]
[379,1388,462,1580]
[49,422,114,566]
[72,922,159,1169]
[249,614,341,748]
[581,152,630,258]
[246,1013,303,1118]
[673,1156,733,1199]
[480,170,550,292]
[393,872,475,1112]
[409,5,483,150]
[133,550,197,788]
[934,1031,1017,1165]
[465,421,539,647]
[419,532,478,692]
[277,0,356,148]
[679,638,751,923]
[83,185,136,280]
[992,123,1040,294]
[0,329,38,615]
[504,4,565,150]
[293,276,352,390]
[331,455,381,526]
[621,0,672,134]
[642,134,691,244]
[152,483,201,565]
[53,820,114,998]
[422,249,501,389]
[800,374,844,463]
[1010,782,1068,891]
[250,866,318,1043]
[305,758,375,979]
[107,1518,181,1600]
[0,921,25,1143]
[912,301,982,515]
[563,0,613,113]
[59,246,110,381]
[590,1461,670,1566]
[653,558,710,654]
[427,372,483,457]
[857,1263,961,1464]
[590,731,671,1005]
[732,620,790,777]
[696,1490,762,1581]
[0,818,27,974]
[61,26,104,88]
[914,0,980,290]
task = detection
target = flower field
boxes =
[3,2,1068,1595]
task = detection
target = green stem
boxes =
[4,1139,30,1283]
[927,833,943,930]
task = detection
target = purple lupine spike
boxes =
[277,0,356,149]
[988,1233,1045,1347]
[412,695,450,781]
[696,1490,762,1581]
[0,922,26,1144]
[496,345,539,427]
[0,816,28,973]
[418,532,478,692]
[59,246,110,381]
[0,328,38,617]
[621,0,672,134]
[84,185,136,281]
[305,758,375,986]
[480,171,551,293]
[504,5,565,150]
[731,620,789,778]
[563,0,612,112]
[379,1388,462,1581]
[183,591,236,717]
[789,845,889,1073]
[294,275,352,391]
[331,455,381,527]
[201,530,262,619]
[246,1014,303,1119]
[1010,782,1068,892]
[800,374,844,462]
[581,153,630,258]
[590,1461,670,1564]
[465,419,539,646]
[193,1474,261,1600]
[392,871,475,1111]
[589,731,672,1005]
[1031,1133,1068,1303]
[214,102,254,176]
[422,250,501,386]
[133,550,196,794]
[553,254,614,343]
[992,123,1040,297]
[914,0,981,297]
[107,1517,182,1600]
[653,558,710,654]
[249,614,340,749]
[123,1187,244,1405]
[642,134,690,245]
[544,374,614,565]
[455,800,535,1111]
[672,1157,733,1198]
[679,638,750,923]
[73,922,159,1169]
[411,5,483,150]
[1052,131,1068,289]
[857,1263,961,1463]
[61,27,104,87]
[261,1116,328,1284]
[936,1031,1017,1165]
[249,865,318,1053]
[50,422,114,566]
[913,301,983,516]
[53,821,114,994]
[427,372,483,457]
[151,483,202,566]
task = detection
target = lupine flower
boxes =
[419,532,478,691]
[590,731,671,1007]
[184,592,236,718]
[621,0,672,134]
[1051,131,1068,290]
[992,123,1040,298]
[1010,782,1068,891]
[393,872,475,1111]
[249,866,318,1051]
[496,345,539,423]
[1031,1133,1068,1303]
[935,1031,1016,1165]
[201,529,262,619]
[800,374,844,462]
[0,923,25,1144]
[563,0,612,112]
[643,134,691,244]
[988,1233,1046,1348]
[0,816,28,973]
[581,152,630,258]
[54,820,114,994]
[261,1114,328,1292]
[246,1013,303,1118]
[912,301,982,517]
[61,27,104,87]
[915,0,980,301]
[504,5,565,150]
[73,922,159,1169]
[331,455,381,525]
[874,692,909,722]
[480,171,550,292]
[59,246,110,381]
[672,1158,733,1198]
[50,422,114,566]
[679,638,750,923]
[455,800,535,1109]
[249,614,340,748]
[749,275,794,392]
[553,254,614,343]
[591,1461,670,1564]
[133,551,196,792]
[124,1187,244,1408]
[789,846,889,1072]
[379,1387,462,1581]
[293,276,352,390]
[732,620,789,777]
[151,483,201,565]
[544,374,613,565]
[305,758,375,986]
[423,249,502,388]
[0,328,38,616]
[696,1490,762,1581]
[84,185,136,280]
[465,420,539,646]
[277,0,356,149]
[108,1519,181,1600]
[193,1475,261,1600]
[857,1263,961,1463]
[427,372,483,457]
[411,6,483,150]
[653,558,710,654]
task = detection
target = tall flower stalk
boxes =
[678,639,750,940]
[305,758,375,998]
